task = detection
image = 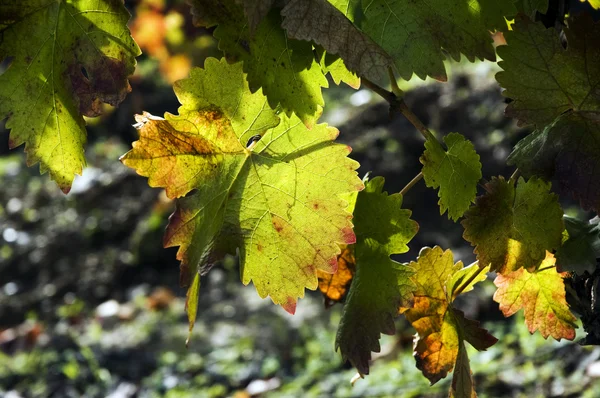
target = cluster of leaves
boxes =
[2,0,600,396]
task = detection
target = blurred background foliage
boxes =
[1,0,600,397]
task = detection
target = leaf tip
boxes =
[341,226,356,245]
[282,297,297,314]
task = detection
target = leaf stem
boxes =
[452,263,486,299]
[361,77,395,103]
[400,172,423,196]
[388,68,404,97]
[509,168,520,184]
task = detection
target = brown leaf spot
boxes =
[67,54,131,117]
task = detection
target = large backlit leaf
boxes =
[462,177,564,274]
[420,133,482,221]
[496,15,600,127]
[493,252,577,340]
[121,59,363,322]
[335,177,418,375]
[281,0,393,83]
[404,247,496,393]
[190,0,328,127]
[0,0,140,191]
[360,0,515,81]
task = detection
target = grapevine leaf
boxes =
[514,0,549,17]
[318,52,361,89]
[235,0,274,33]
[336,176,419,375]
[189,0,328,128]
[360,0,516,81]
[507,113,600,212]
[587,0,600,10]
[0,0,140,192]
[556,216,600,275]
[404,247,497,387]
[121,58,363,315]
[317,244,356,306]
[462,177,564,274]
[420,133,482,221]
[447,261,489,300]
[328,0,363,22]
[185,272,201,345]
[281,0,393,83]
[493,252,578,340]
[496,15,600,127]
[450,341,476,398]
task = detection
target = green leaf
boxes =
[121,58,363,316]
[494,252,577,340]
[420,133,482,221]
[318,52,361,89]
[190,0,328,128]
[281,0,393,83]
[514,0,549,17]
[507,113,600,212]
[0,0,140,192]
[450,341,476,398]
[556,216,600,275]
[496,14,600,127]
[335,176,418,375]
[185,272,201,346]
[360,0,515,81]
[404,247,497,391]
[328,0,364,22]
[462,177,564,274]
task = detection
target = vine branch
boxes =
[362,77,434,141]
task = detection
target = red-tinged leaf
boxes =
[493,252,578,340]
[404,246,496,392]
[121,58,363,323]
[317,244,356,307]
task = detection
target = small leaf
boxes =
[496,14,600,127]
[450,341,476,398]
[336,176,419,375]
[462,176,564,274]
[185,272,201,346]
[317,244,356,306]
[493,252,578,340]
[404,247,497,388]
[122,58,363,320]
[360,0,515,81]
[0,0,140,191]
[556,216,600,275]
[318,51,361,89]
[281,0,393,83]
[420,133,482,221]
[189,0,328,127]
